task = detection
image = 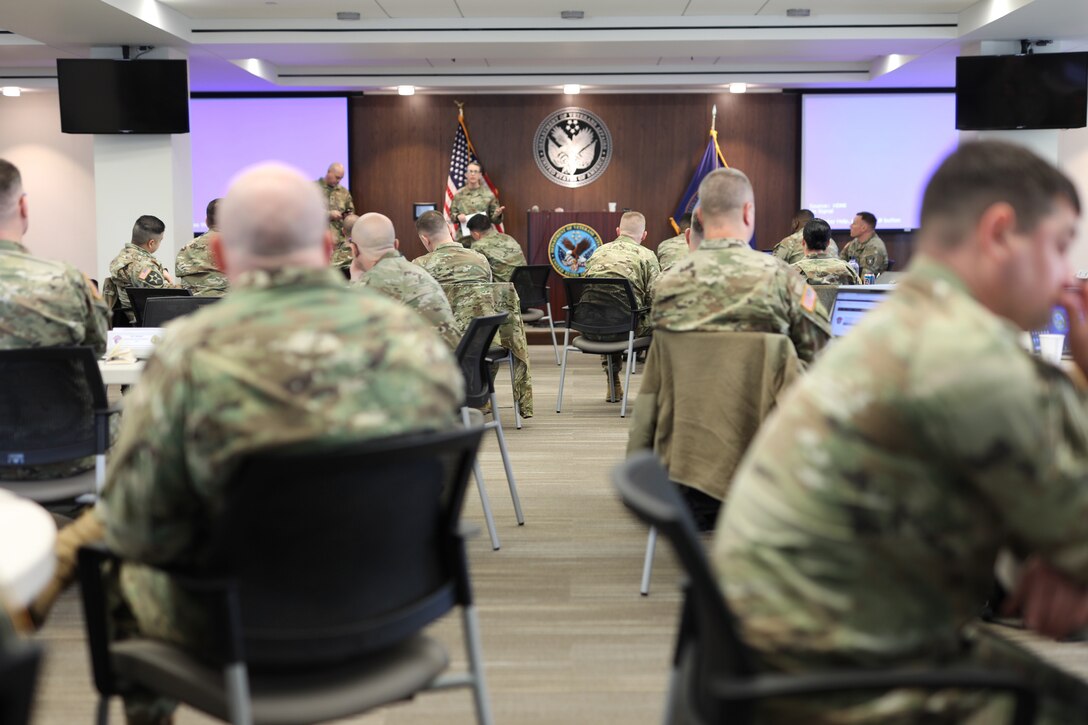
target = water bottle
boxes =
[848,259,860,281]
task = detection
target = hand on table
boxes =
[1003,556,1088,639]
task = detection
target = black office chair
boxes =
[510,265,560,365]
[0,636,43,725]
[125,287,192,327]
[612,452,1039,725]
[556,277,652,419]
[0,346,113,502]
[456,313,524,551]
[142,296,221,327]
[78,427,495,725]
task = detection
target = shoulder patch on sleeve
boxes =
[801,284,818,313]
[138,267,152,280]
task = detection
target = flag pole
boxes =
[711,104,717,134]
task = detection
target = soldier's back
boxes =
[357,253,460,347]
[656,234,689,272]
[413,244,492,285]
[472,231,526,282]
[176,233,229,297]
[793,255,861,286]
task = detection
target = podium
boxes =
[525,211,623,322]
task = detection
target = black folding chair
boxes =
[456,313,524,551]
[142,296,221,327]
[78,428,495,725]
[125,287,192,327]
[510,265,560,365]
[0,347,113,503]
[0,636,43,725]
[612,452,1039,725]
[556,277,652,418]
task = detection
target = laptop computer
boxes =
[828,285,895,338]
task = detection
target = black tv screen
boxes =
[956,52,1088,130]
[57,59,190,134]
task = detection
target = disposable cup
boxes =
[1038,333,1065,364]
[608,202,617,212]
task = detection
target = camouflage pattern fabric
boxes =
[714,257,1088,723]
[585,235,660,338]
[175,232,229,297]
[839,232,889,276]
[354,250,460,348]
[442,281,533,418]
[316,180,356,267]
[413,243,493,286]
[773,229,839,264]
[99,266,464,654]
[793,251,862,286]
[470,229,526,283]
[656,233,689,273]
[0,238,111,481]
[653,237,830,364]
[107,243,183,325]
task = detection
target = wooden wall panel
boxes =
[349,93,801,261]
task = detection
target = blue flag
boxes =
[670,129,727,233]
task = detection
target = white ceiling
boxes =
[0,0,1085,93]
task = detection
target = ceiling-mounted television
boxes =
[956,52,1088,130]
[57,59,190,134]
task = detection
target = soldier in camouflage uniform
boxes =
[175,198,229,297]
[792,217,862,286]
[316,162,356,269]
[450,161,504,247]
[774,210,840,264]
[656,213,691,273]
[714,141,1088,723]
[0,158,110,483]
[105,215,184,325]
[90,163,464,724]
[583,211,661,401]
[412,210,493,285]
[349,212,460,349]
[839,210,888,276]
[653,170,830,366]
[466,213,526,283]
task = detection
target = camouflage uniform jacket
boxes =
[0,239,108,355]
[839,232,888,276]
[412,243,493,286]
[714,258,1088,721]
[652,237,830,364]
[107,243,182,324]
[585,235,660,310]
[175,232,229,297]
[99,265,464,650]
[470,230,526,283]
[656,233,689,273]
[355,250,460,348]
[450,184,503,227]
[792,251,862,286]
[316,180,356,267]
[773,229,838,264]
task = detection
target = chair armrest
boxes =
[93,405,123,453]
[710,668,1037,722]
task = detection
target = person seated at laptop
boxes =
[714,140,1088,722]
[839,210,888,277]
[792,217,862,286]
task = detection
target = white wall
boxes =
[0,91,97,276]
[1059,126,1088,273]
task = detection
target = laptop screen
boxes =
[829,286,894,338]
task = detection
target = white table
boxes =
[98,360,145,386]
[0,490,56,608]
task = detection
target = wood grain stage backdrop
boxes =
[349,93,803,262]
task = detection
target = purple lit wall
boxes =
[801,93,957,231]
[189,97,349,234]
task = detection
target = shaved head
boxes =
[352,212,396,254]
[698,168,754,223]
[323,163,345,187]
[218,162,329,270]
[618,211,646,239]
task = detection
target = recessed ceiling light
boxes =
[563,83,581,95]
[2,87,21,97]
[336,11,361,20]
[728,82,747,94]
[398,85,415,96]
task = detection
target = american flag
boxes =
[443,108,503,232]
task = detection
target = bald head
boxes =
[352,212,396,253]
[696,168,755,242]
[217,162,329,272]
[323,163,345,187]
[618,211,646,239]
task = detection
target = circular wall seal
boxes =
[548,223,603,277]
[534,107,613,188]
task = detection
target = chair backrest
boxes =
[613,452,757,717]
[204,427,484,670]
[562,277,639,336]
[125,287,192,326]
[0,638,43,725]
[811,284,839,313]
[142,296,220,327]
[0,347,108,469]
[510,265,551,310]
[454,313,508,409]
